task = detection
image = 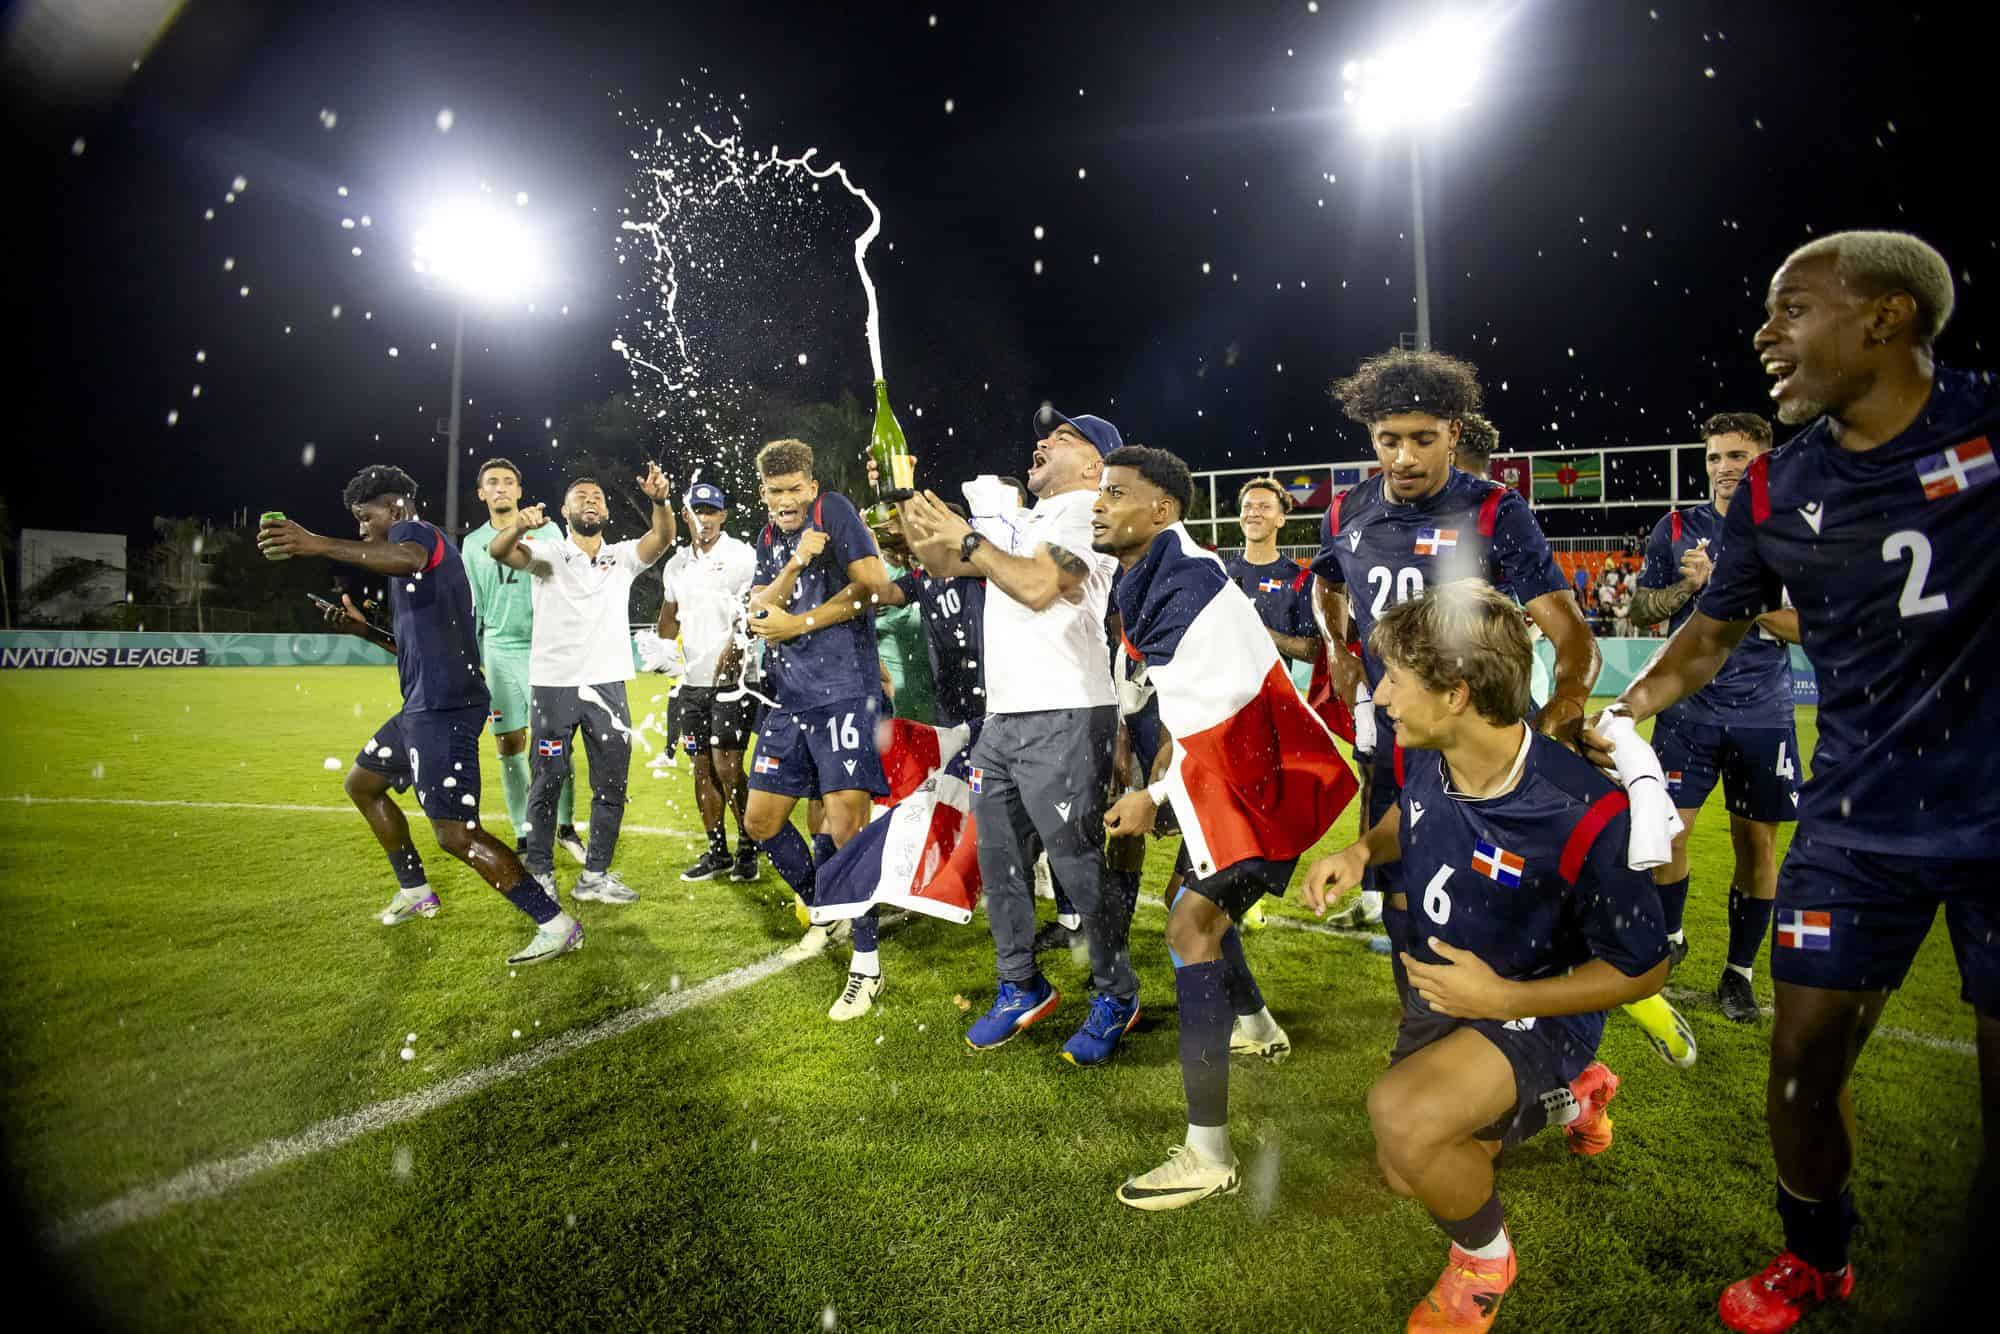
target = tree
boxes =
[149,517,240,633]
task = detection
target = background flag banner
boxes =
[1532,452,1604,501]
[809,719,983,925]
[1490,456,1532,500]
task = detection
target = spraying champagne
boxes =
[866,379,914,526]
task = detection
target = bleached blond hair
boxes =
[1785,230,1955,347]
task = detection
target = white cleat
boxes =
[507,914,583,966]
[1229,1015,1292,1062]
[572,869,638,904]
[785,925,833,961]
[1117,1144,1240,1212]
[379,887,440,925]
[555,825,589,866]
[827,971,883,1021]
[1033,853,1055,900]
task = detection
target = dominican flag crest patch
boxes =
[1414,528,1459,556]
[753,752,781,775]
[1258,577,1284,593]
[1665,770,1684,788]
[536,737,564,758]
[1777,909,1833,951]
[1472,840,1525,887]
[969,766,984,794]
[1918,437,1996,499]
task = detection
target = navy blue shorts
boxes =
[675,685,755,757]
[1390,1003,1604,1147]
[355,705,488,823]
[747,696,890,799]
[1173,846,1295,920]
[1653,713,1801,822]
[1770,829,2000,1013]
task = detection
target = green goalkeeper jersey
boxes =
[462,518,564,650]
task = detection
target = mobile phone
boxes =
[307,593,339,613]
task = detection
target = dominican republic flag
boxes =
[753,751,781,775]
[1665,770,1684,787]
[537,737,564,757]
[1258,577,1284,593]
[1116,525,1357,878]
[1776,909,1833,951]
[1917,437,1996,499]
[809,719,983,926]
[1472,839,1526,887]
[1414,528,1460,556]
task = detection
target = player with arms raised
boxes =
[258,465,581,965]
[1305,581,1668,1331]
[1588,230,1999,1332]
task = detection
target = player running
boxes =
[461,458,585,863]
[1627,414,1801,1023]
[1306,581,1669,1331]
[1587,230,1998,1333]
[740,438,899,1020]
[258,465,581,965]
[658,480,762,884]
[1093,447,1353,1210]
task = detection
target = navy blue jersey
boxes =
[1223,554,1317,640]
[1398,730,1669,1041]
[1697,365,2000,857]
[753,491,883,710]
[1641,503,1793,728]
[385,519,488,715]
[894,568,987,728]
[1309,470,1568,689]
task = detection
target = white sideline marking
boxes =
[48,950,808,1249]
[0,793,688,839]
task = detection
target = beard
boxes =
[570,516,603,536]
[1776,396,1825,426]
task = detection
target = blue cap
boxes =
[1034,404,1123,457]
[686,481,729,511]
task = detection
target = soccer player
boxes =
[874,508,987,728]
[257,465,581,964]
[461,458,585,863]
[1627,413,1801,1022]
[1586,230,1997,1333]
[1226,475,1320,664]
[489,466,676,905]
[1308,350,1600,1010]
[900,406,1141,1066]
[740,438,899,1020]
[658,480,761,884]
[1305,581,1668,1330]
[868,512,944,725]
[1092,447,1346,1209]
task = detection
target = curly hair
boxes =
[1330,349,1484,427]
[1454,413,1500,471]
[756,438,815,480]
[342,464,419,509]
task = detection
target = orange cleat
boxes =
[1565,1060,1621,1157]
[1407,1243,1518,1331]
[1718,1250,1854,1332]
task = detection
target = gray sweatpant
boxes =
[972,706,1134,1000]
[526,681,631,875]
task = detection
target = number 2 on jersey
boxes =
[1367,565,1427,618]
[1882,530,1948,618]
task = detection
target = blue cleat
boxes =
[1061,991,1141,1066]
[965,977,1062,1050]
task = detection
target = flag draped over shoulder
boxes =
[808,719,982,925]
[1117,525,1358,879]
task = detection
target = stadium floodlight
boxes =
[1342,13,1496,351]
[410,199,548,534]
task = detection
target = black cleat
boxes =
[1717,969,1760,1023]
[730,847,760,882]
[1033,920,1082,954]
[1666,935,1691,973]
[680,849,734,882]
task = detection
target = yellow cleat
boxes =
[1623,993,1697,1069]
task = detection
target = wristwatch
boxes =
[959,531,986,563]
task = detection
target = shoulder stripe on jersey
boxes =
[1392,741,1405,787]
[1558,789,1630,885]
[759,521,774,546]
[1670,510,1682,544]
[1290,567,1312,591]
[1476,485,1504,538]
[1328,491,1344,536]
[1747,453,1772,525]
[424,528,445,573]
[1119,630,1143,663]
[812,495,825,529]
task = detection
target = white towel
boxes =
[1352,694,1378,757]
[632,629,685,678]
[1599,713,1685,870]
[962,475,1025,549]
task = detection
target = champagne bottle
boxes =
[866,379,914,526]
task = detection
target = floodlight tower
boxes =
[1343,17,1492,352]
[411,199,545,534]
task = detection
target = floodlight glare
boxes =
[410,200,545,303]
[1345,14,1490,138]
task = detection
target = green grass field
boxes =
[0,668,1982,1331]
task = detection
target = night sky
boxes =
[10,0,1992,545]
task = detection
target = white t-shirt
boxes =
[519,533,657,687]
[661,533,757,687]
[981,487,1118,714]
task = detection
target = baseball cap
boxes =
[686,481,729,510]
[1033,404,1123,456]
